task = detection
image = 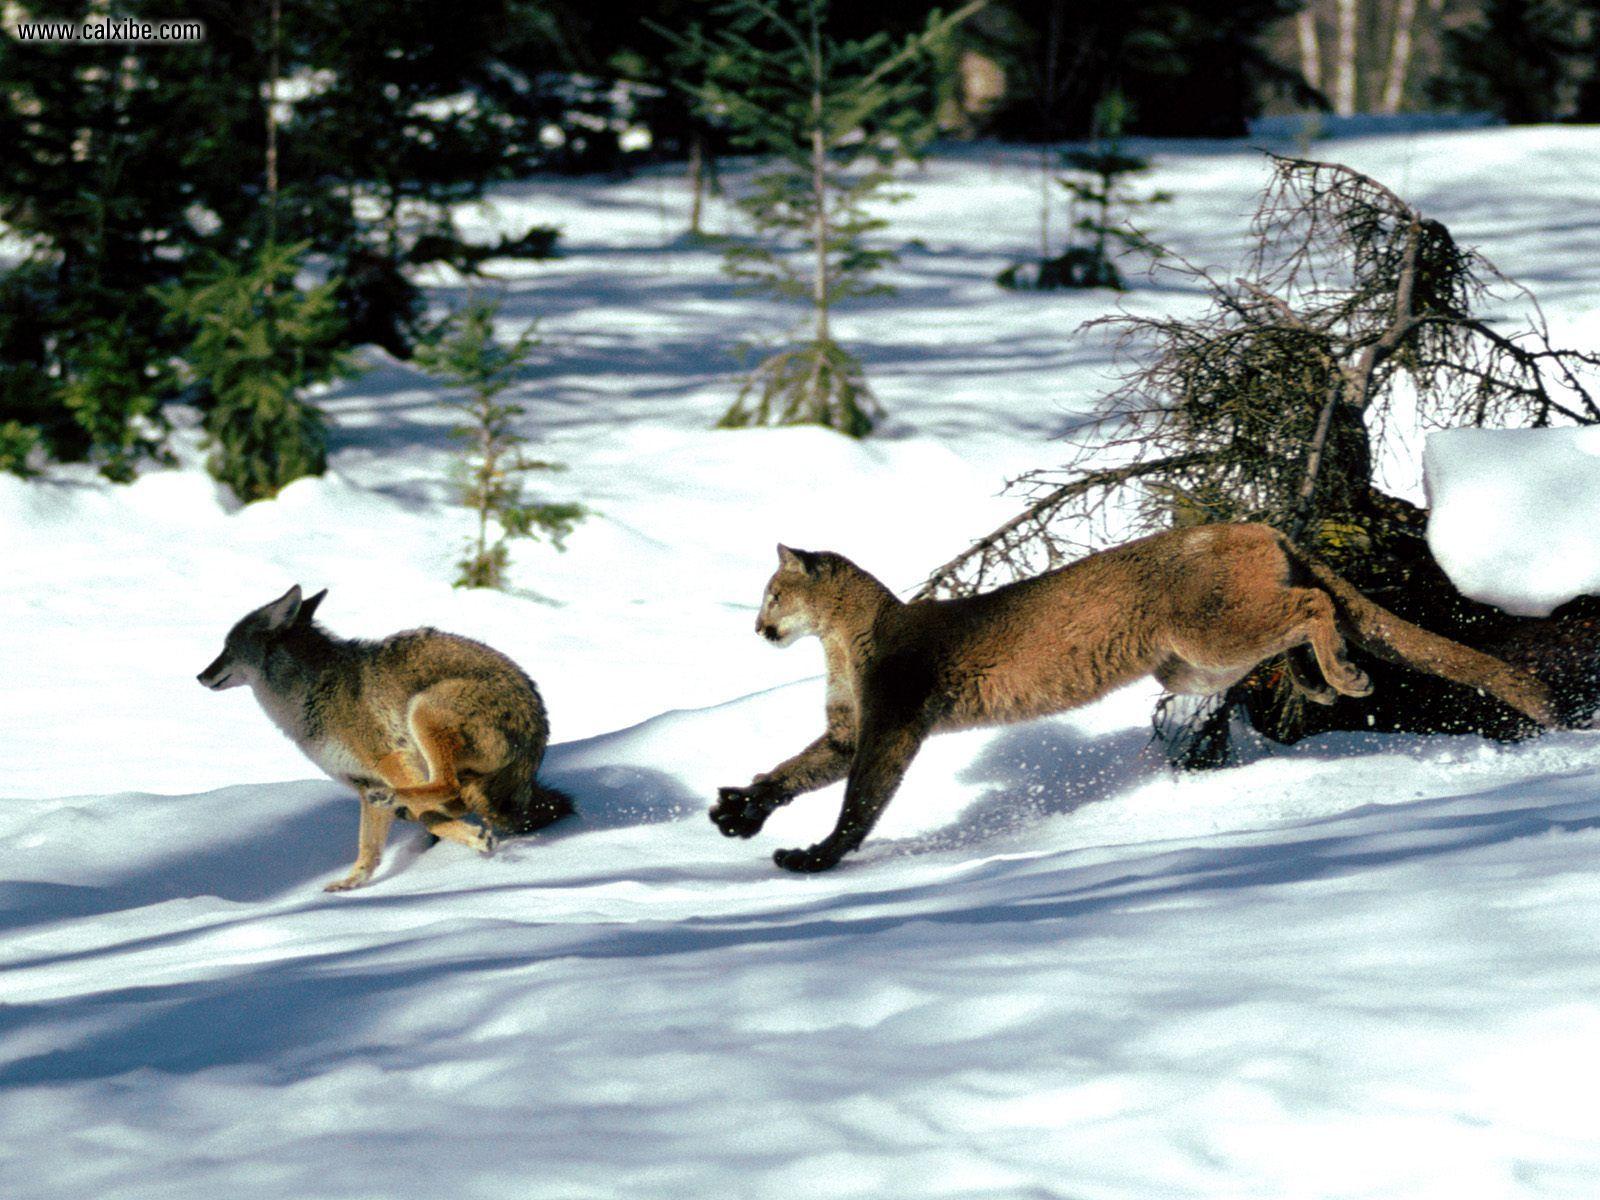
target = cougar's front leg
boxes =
[712,718,855,839]
[773,716,927,874]
[325,790,396,892]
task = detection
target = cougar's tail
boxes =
[1279,535,1560,729]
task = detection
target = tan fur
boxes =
[714,525,1558,872]
[199,586,571,892]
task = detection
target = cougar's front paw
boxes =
[711,784,780,839]
[365,787,397,810]
[773,841,843,874]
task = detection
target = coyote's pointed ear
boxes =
[296,588,328,625]
[261,584,304,631]
[776,544,812,575]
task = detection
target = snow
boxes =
[6,126,1600,1198]
[1426,426,1600,616]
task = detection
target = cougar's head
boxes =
[198,583,327,690]
[756,544,830,647]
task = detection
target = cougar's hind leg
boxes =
[1295,588,1372,697]
[1286,644,1339,705]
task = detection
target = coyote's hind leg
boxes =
[367,700,473,819]
[419,811,496,855]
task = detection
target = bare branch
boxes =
[915,451,1218,599]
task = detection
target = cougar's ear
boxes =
[776,544,814,576]
[261,584,303,631]
[296,588,328,625]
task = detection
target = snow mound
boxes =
[1425,426,1600,617]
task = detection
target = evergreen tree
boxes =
[56,317,174,483]
[415,298,584,589]
[1056,92,1170,284]
[1437,0,1595,122]
[0,0,260,475]
[269,0,562,357]
[672,0,978,436]
[160,243,350,503]
[970,0,1302,141]
[0,0,571,477]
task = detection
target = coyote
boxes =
[198,585,572,891]
[714,524,1557,873]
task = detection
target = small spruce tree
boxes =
[672,0,978,436]
[57,318,173,483]
[160,243,350,503]
[1000,91,1171,291]
[1056,92,1171,289]
[415,298,584,590]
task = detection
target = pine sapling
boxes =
[1057,93,1171,289]
[1000,91,1171,291]
[416,297,584,589]
[670,0,979,436]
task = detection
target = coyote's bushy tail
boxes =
[1280,536,1559,729]
[484,752,576,834]
[503,780,575,834]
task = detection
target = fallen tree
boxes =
[919,155,1600,763]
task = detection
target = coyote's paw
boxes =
[773,841,844,874]
[473,825,499,855]
[324,867,374,893]
[711,783,782,839]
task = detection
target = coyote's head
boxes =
[198,584,327,690]
[756,544,840,647]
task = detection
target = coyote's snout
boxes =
[714,524,1558,874]
[197,657,242,690]
[200,585,573,891]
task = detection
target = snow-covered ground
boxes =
[4,127,1600,1199]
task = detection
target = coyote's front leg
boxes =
[713,715,855,839]
[325,790,396,892]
